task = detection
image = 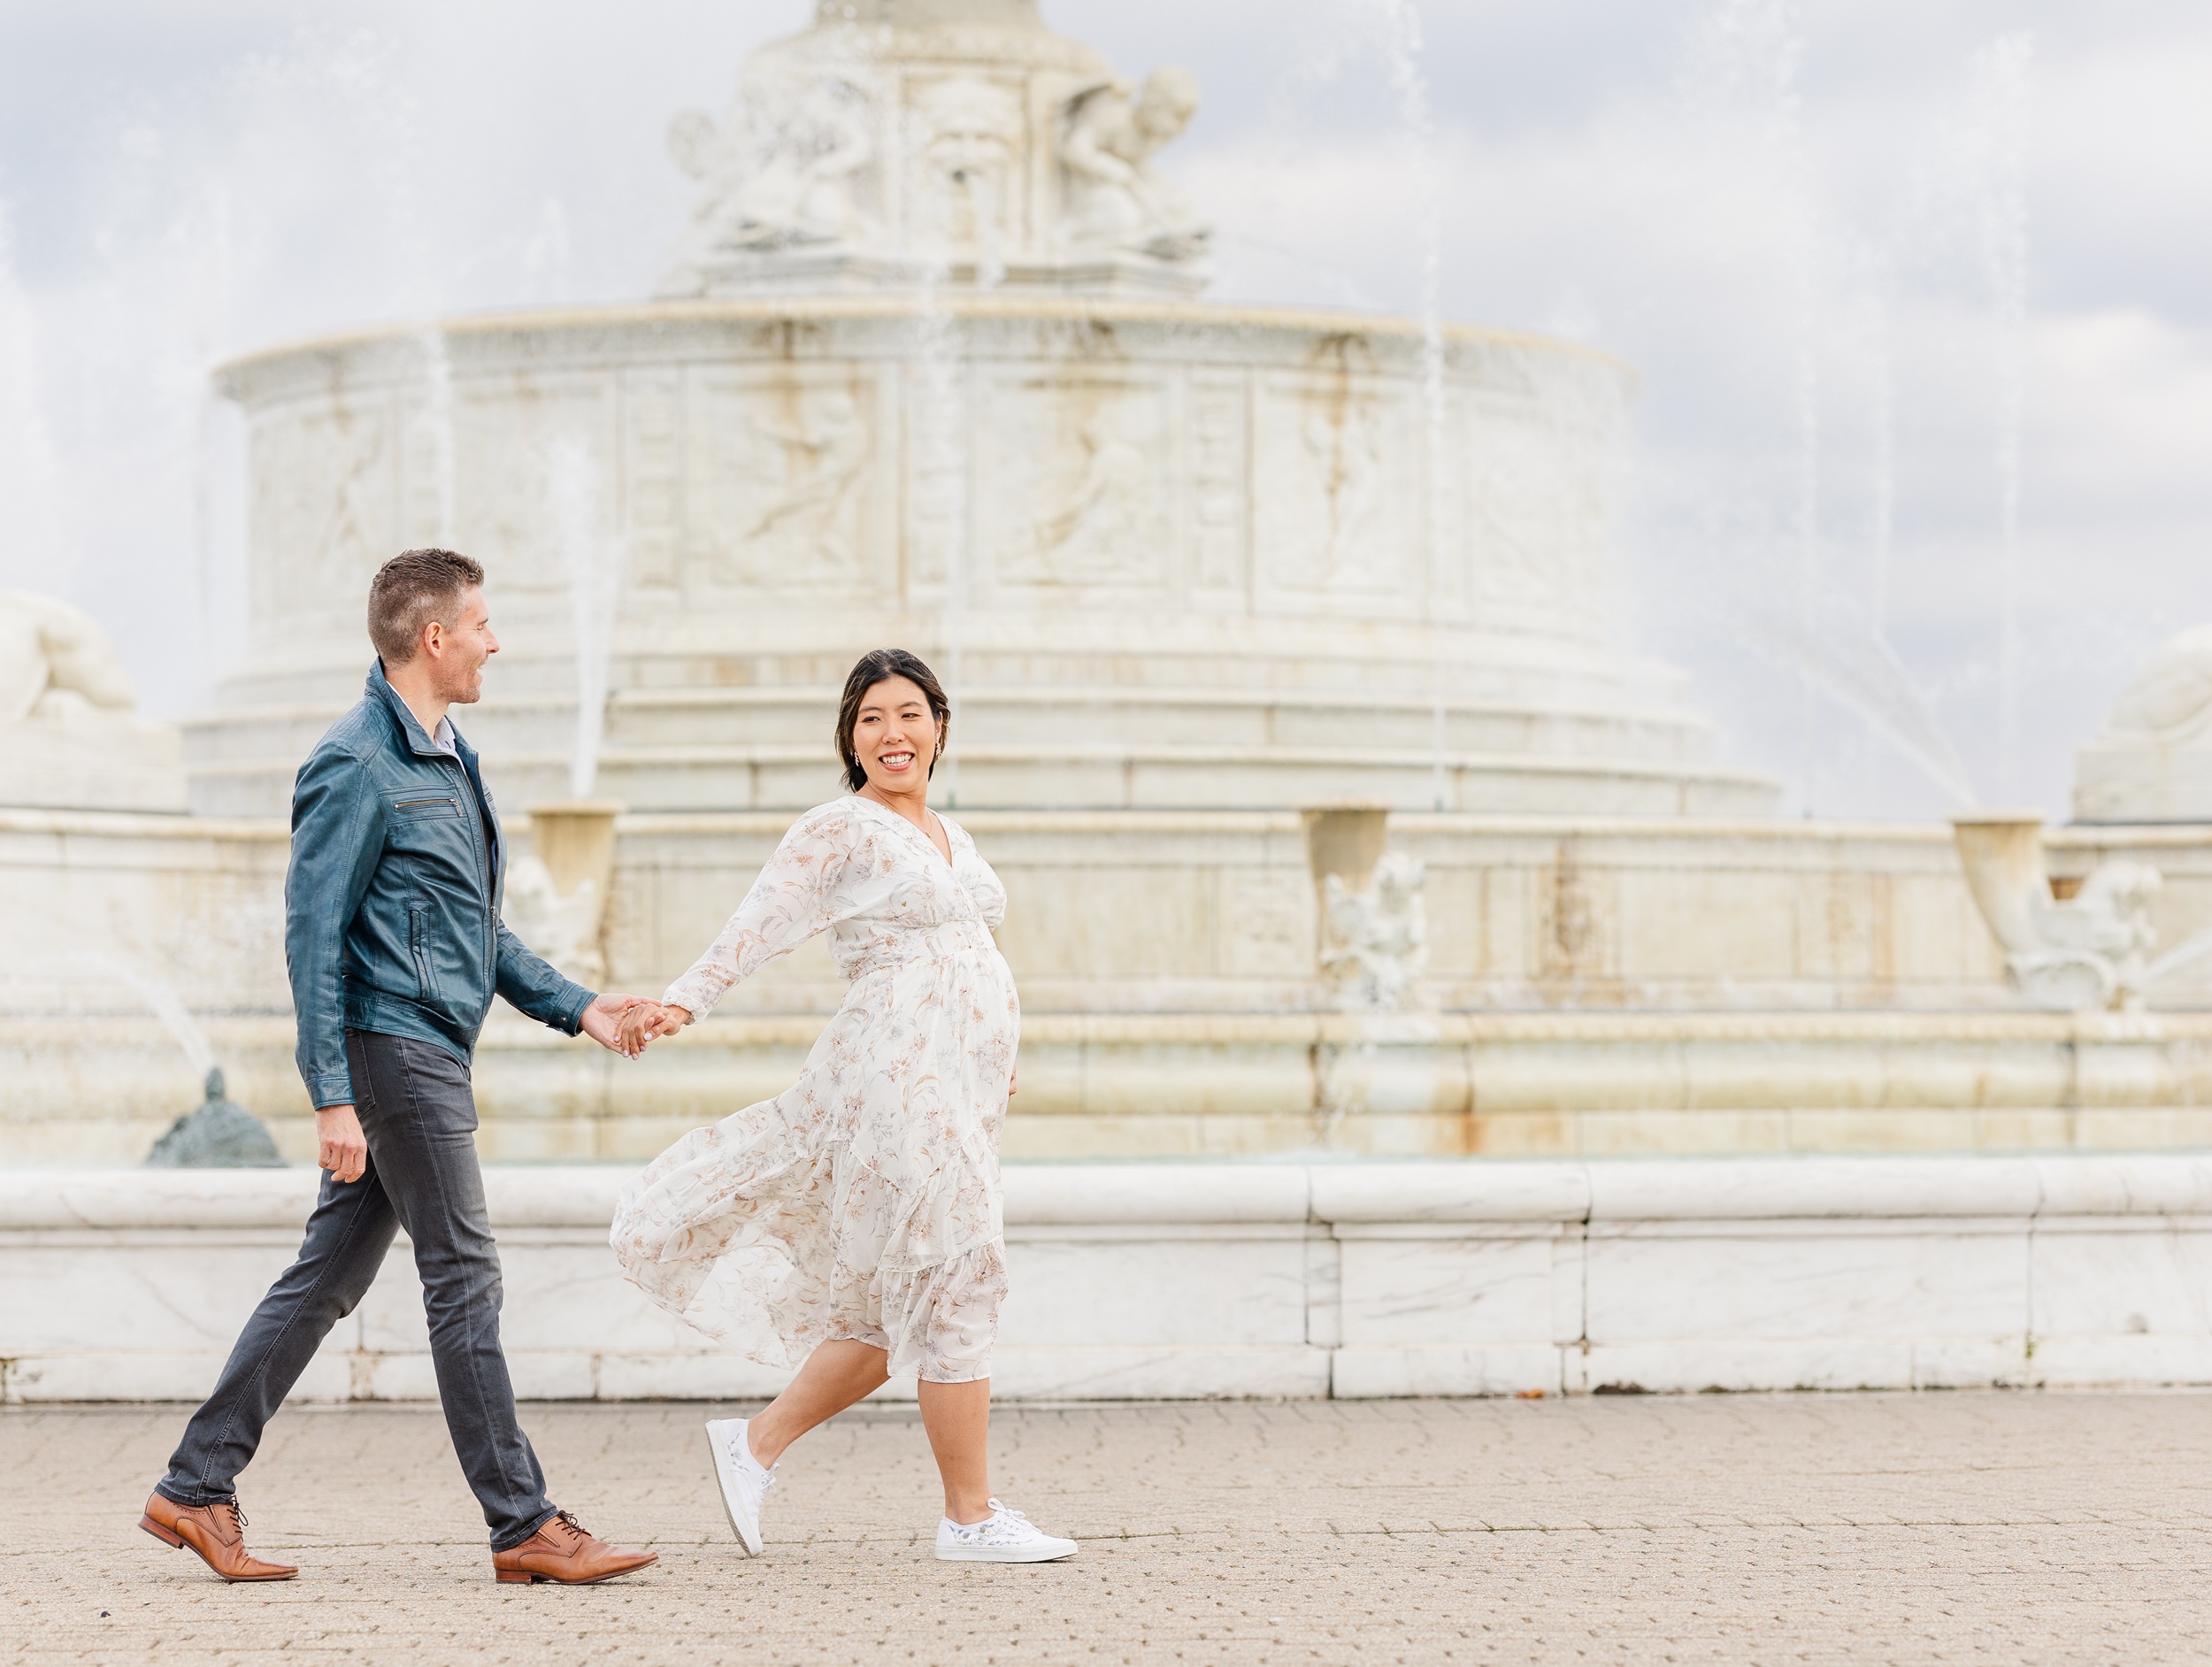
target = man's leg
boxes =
[157,1153,399,1509]
[348,1031,556,1552]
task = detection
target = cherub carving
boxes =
[662,64,875,291]
[1321,851,1428,1012]
[2009,860,2162,1011]
[1056,67,1210,261]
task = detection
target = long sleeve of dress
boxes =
[664,810,850,1019]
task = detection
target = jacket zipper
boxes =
[443,756,496,973]
[409,904,434,1002]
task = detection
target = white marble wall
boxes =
[10,806,2212,1163]
[7,1156,2212,1404]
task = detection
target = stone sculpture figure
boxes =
[663,64,876,291]
[500,856,606,985]
[2074,622,2212,823]
[0,589,140,723]
[2013,860,2162,1010]
[1057,67,1210,260]
[913,74,1025,260]
[2107,624,2212,741]
[1321,851,1428,1011]
[1952,812,2162,1011]
[146,1069,284,1169]
[0,588,186,811]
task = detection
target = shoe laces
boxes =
[216,1496,248,1534]
[548,1509,593,1545]
[732,1431,777,1494]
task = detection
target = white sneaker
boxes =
[933,1498,1079,1563]
[703,1417,777,1556]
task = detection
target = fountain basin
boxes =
[188,296,1772,819]
[13,1155,2212,1402]
[11,806,2211,1163]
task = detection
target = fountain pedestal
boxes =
[505,801,626,986]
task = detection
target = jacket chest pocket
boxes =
[387,792,469,864]
[408,903,443,1003]
[389,793,463,823]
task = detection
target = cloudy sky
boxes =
[2,0,2207,818]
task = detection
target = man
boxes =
[140,549,662,1586]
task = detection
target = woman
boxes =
[609,649,1075,1564]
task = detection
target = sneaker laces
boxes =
[731,1431,778,1495]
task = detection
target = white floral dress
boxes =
[609,795,1018,1383]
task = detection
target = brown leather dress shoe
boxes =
[492,1510,658,1585]
[140,1491,298,1582]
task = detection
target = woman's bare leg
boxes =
[917,1378,993,1524]
[744,1340,890,1467]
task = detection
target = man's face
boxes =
[426,587,498,705]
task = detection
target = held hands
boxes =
[616,1002,690,1054]
[581,992,675,1060]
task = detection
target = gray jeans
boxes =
[157,1029,557,1551]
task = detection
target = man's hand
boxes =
[317,1104,368,1184]
[582,992,663,1059]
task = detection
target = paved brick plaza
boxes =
[9,1394,2210,1664]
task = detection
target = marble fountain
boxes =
[6,0,2212,1402]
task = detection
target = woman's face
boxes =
[852,675,941,796]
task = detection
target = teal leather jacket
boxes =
[286,662,593,1108]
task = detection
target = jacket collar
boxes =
[367,659,475,764]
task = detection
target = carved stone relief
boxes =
[656,11,1210,296]
[697,372,875,589]
[908,73,1027,259]
[622,374,684,590]
[1188,377,1247,593]
[450,386,612,591]
[1253,373,1411,602]
[250,399,396,618]
[986,378,1165,588]
[1221,867,1311,979]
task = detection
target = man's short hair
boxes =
[368,549,485,664]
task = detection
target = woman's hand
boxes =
[615,1001,680,1054]
[587,993,660,1058]
[618,1003,690,1053]
[1008,1062,1018,1097]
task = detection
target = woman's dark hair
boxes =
[834,649,950,793]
